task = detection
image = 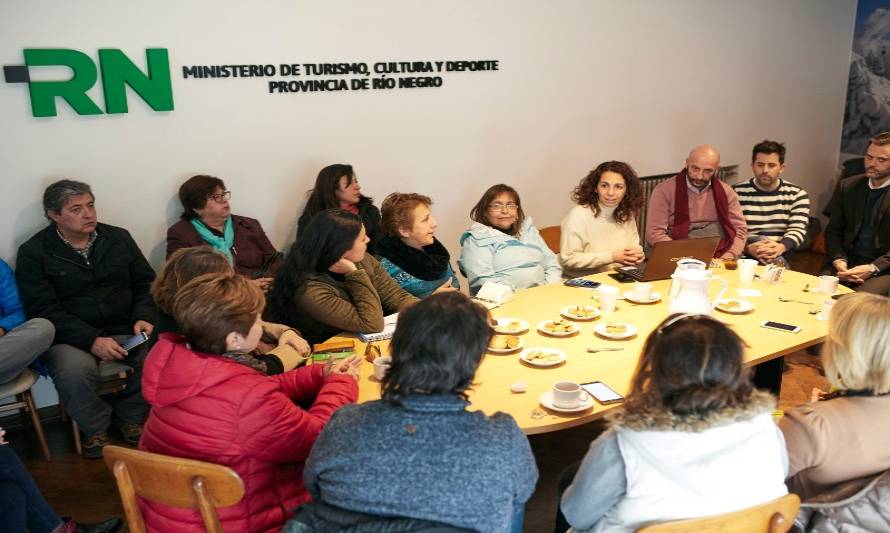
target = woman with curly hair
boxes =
[557,314,787,532]
[559,161,644,277]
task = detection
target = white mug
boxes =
[597,285,620,313]
[552,381,585,409]
[373,356,392,381]
[632,282,654,301]
[817,275,839,295]
[737,259,758,284]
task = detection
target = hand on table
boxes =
[612,247,644,265]
[329,258,357,275]
[433,280,458,294]
[746,241,785,263]
[278,329,310,355]
[91,337,127,361]
[836,264,874,285]
[323,355,362,381]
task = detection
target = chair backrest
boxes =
[103,445,245,533]
[635,493,800,533]
[539,225,561,254]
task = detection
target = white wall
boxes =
[0,1,856,406]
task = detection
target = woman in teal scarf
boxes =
[166,174,283,291]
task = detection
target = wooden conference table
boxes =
[331,267,848,435]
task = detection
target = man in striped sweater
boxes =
[733,140,810,266]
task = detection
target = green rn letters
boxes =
[23,48,174,117]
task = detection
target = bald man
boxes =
[645,145,748,260]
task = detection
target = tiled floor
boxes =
[4,349,827,533]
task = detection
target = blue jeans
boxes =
[510,506,525,533]
[0,444,62,533]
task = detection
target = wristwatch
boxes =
[870,264,881,275]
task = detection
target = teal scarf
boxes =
[190,216,234,263]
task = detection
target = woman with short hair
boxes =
[140,272,360,532]
[150,247,310,372]
[297,164,382,255]
[289,291,538,532]
[559,161,644,278]
[558,314,787,532]
[166,174,282,290]
[266,209,417,345]
[377,192,459,297]
[780,293,890,501]
[458,184,561,294]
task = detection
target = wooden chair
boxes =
[0,368,51,461]
[61,360,133,455]
[103,445,245,533]
[635,493,801,533]
[540,225,561,254]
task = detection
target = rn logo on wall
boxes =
[3,48,174,117]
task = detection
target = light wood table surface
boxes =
[334,267,849,435]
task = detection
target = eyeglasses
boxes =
[488,202,519,212]
[208,190,231,203]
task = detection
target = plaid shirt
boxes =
[56,227,98,265]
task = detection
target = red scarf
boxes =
[671,168,735,257]
[340,203,360,215]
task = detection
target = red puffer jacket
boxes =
[138,333,357,532]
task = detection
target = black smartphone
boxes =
[564,278,601,289]
[608,272,635,284]
[121,332,149,351]
[760,320,801,334]
[581,381,625,404]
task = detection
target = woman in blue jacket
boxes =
[459,184,562,294]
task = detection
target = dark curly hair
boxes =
[571,161,643,224]
[625,314,753,417]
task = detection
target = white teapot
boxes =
[668,267,728,316]
[667,258,707,301]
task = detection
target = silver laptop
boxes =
[617,237,721,281]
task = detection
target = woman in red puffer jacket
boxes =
[139,272,360,533]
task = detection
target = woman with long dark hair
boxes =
[266,209,416,345]
[288,292,538,532]
[557,314,787,532]
[559,161,644,277]
[458,184,561,294]
[296,164,382,255]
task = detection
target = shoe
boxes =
[59,517,123,533]
[81,432,110,459]
[115,421,144,446]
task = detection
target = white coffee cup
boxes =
[820,299,835,320]
[597,285,620,313]
[632,282,654,301]
[817,275,839,295]
[373,356,392,381]
[737,259,758,284]
[552,381,585,409]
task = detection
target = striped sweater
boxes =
[733,178,810,251]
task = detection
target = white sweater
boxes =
[559,204,640,278]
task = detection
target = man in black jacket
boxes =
[16,180,156,458]
[825,132,890,295]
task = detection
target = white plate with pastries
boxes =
[594,321,637,340]
[560,305,601,321]
[519,347,567,367]
[714,298,754,314]
[537,319,580,337]
[487,334,523,354]
[492,318,529,335]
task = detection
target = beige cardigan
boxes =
[780,394,890,501]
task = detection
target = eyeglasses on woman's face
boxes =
[208,190,232,203]
[487,202,519,212]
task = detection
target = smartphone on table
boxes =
[759,321,801,334]
[581,381,625,405]
[564,278,601,289]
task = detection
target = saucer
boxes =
[560,305,601,321]
[594,322,637,340]
[816,313,829,321]
[714,298,754,314]
[623,291,662,304]
[537,320,580,337]
[520,347,567,367]
[488,337,524,354]
[539,390,594,413]
[493,318,529,335]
